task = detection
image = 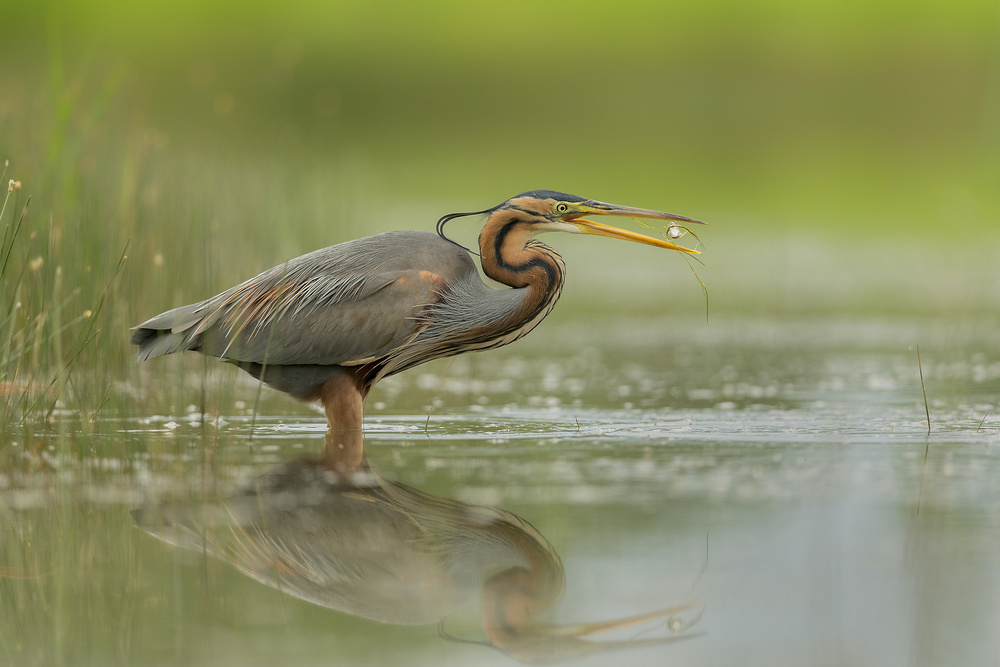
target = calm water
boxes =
[3,313,1000,666]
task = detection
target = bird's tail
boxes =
[130,302,209,361]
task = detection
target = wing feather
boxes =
[132,231,478,367]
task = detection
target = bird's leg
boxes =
[319,373,365,474]
[324,429,364,476]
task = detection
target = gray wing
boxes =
[131,231,478,366]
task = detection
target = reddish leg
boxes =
[319,373,365,474]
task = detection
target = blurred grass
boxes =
[0,0,998,426]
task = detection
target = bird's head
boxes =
[445,190,704,255]
[502,190,704,253]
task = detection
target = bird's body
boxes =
[132,231,510,399]
[132,191,702,450]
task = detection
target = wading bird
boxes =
[131,191,702,462]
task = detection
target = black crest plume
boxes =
[435,205,498,256]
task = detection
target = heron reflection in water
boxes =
[131,191,703,463]
[133,452,702,663]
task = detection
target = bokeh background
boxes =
[1,1,998,362]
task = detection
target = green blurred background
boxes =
[0,0,998,411]
[4,0,996,216]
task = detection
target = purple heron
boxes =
[131,191,702,437]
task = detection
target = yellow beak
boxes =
[568,201,705,254]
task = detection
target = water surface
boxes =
[2,314,999,666]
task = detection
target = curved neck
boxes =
[375,209,566,381]
[478,208,565,296]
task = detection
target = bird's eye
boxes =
[554,203,570,214]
